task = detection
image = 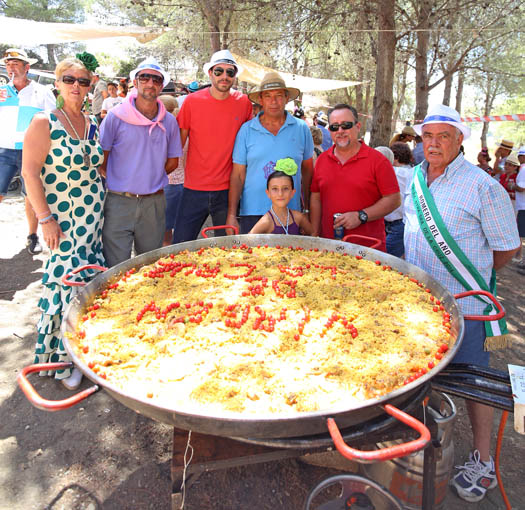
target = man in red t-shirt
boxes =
[173,50,252,243]
[310,104,400,252]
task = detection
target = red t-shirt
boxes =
[499,172,517,201]
[177,88,252,191]
[310,142,400,251]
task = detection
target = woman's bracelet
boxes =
[36,210,52,218]
[38,214,54,224]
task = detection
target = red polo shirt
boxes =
[311,142,399,251]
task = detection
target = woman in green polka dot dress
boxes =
[22,55,105,390]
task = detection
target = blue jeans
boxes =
[172,189,229,243]
[385,219,405,257]
[0,148,22,196]
[164,183,184,231]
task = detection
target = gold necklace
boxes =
[60,108,90,167]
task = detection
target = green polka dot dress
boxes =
[35,112,106,379]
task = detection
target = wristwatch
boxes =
[357,210,368,224]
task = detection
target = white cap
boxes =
[203,49,243,75]
[129,57,170,88]
[414,104,471,140]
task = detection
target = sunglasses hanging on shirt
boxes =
[137,73,164,85]
[328,121,356,132]
[212,67,237,78]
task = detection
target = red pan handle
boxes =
[17,362,99,411]
[454,290,505,321]
[342,234,382,250]
[61,264,107,287]
[327,404,430,462]
[201,225,239,238]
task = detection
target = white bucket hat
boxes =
[203,49,243,75]
[129,57,171,88]
[517,146,525,157]
[414,104,471,140]
[0,48,38,65]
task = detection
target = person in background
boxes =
[412,135,424,165]
[514,146,525,272]
[293,106,305,120]
[117,80,128,98]
[22,53,105,390]
[405,104,519,503]
[389,125,417,146]
[492,139,513,175]
[99,58,182,267]
[174,50,252,243]
[251,102,262,118]
[498,152,520,212]
[477,147,492,174]
[0,48,56,255]
[227,72,313,234]
[249,160,314,235]
[100,82,123,119]
[310,125,323,164]
[176,80,199,109]
[159,94,186,246]
[310,104,400,250]
[381,142,413,257]
[91,72,108,124]
[314,111,333,152]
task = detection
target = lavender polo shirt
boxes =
[100,105,182,194]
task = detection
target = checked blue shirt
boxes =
[403,153,519,315]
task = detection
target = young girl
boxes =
[249,158,314,235]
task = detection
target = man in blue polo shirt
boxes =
[226,72,314,234]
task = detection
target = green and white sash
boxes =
[411,164,509,351]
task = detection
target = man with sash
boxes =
[404,104,519,502]
[99,58,182,267]
[0,48,56,254]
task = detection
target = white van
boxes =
[0,65,56,89]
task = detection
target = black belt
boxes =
[384,219,403,225]
[108,189,164,199]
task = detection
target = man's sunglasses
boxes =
[61,75,91,87]
[212,67,237,78]
[328,121,355,132]
[137,73,164,85]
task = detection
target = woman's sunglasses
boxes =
[328,121,355,132]
[137,73,164,85]
[61,75,91,87]
[212,67,237,78]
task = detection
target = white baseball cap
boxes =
[414,104,471,140]
[129,57,170,88]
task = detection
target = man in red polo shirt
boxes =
[310,104,400,251]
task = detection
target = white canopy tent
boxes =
[0,17,361,92]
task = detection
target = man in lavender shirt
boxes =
[99,58,182,267]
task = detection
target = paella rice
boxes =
[71,244,453,416]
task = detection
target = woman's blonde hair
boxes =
[55,58,93,80]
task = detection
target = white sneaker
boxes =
[61,367,83,390]
[450,450,497,502]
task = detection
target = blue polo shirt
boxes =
[232,112,314,215]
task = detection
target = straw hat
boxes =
[401,125,417,137]
[497,140,514,151]
[414,104,471,140]
[505,153,520,166]
[0,48,37,65]
[248,72,300,103]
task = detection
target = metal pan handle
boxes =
[61,264,107,287]
[201,225,239,238]
[342,234,381,250]
[327,404,430,463]
[454,290,505,321]
[17,362,99,411]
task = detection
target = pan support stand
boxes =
[170,411,439,510]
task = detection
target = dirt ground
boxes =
[1,194,524,510]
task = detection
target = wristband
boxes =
[36,210,52,218]
[38,214,54,224]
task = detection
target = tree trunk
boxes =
[362,73,372,136]
[391,57,409,133]
[355,65,364,115]
[442,72,453,106]
[46,44,56,67]
[414,0,431,122]
[455,70,464,114]
[369,0,396,147]
[481,74,494,148]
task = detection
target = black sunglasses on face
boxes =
[137,73,164,85]
[61,75,91,87]
[212,67,237,78]
[328,121,355,132]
